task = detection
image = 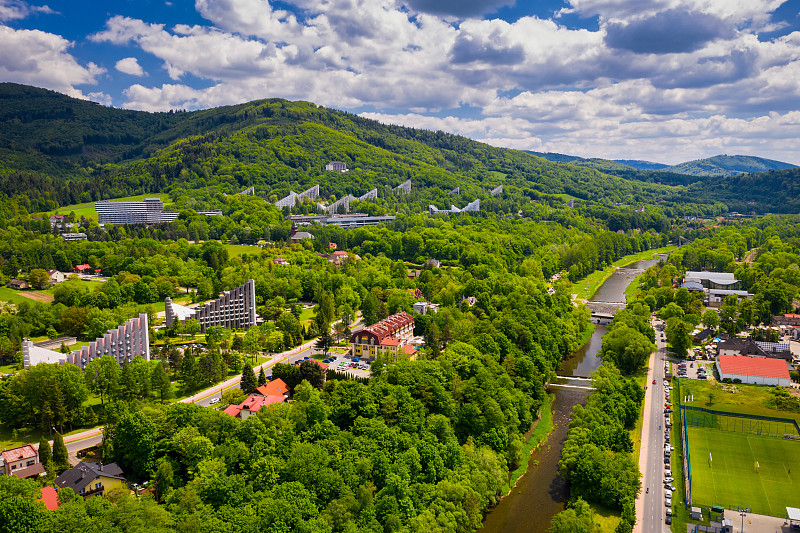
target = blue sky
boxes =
[1,0,799,164]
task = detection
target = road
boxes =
[61,316,364,459]
[635,318,670,533]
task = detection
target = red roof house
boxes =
[2,444,44,478]
[716,354,791,386]
[74,264,92,273]
[223,393,287,419]
[256,378,289,397]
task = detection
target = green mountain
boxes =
[664,154,796,177]
[0,83,692,215]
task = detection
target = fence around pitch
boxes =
[681,405,800,437]
[674,377,692,506]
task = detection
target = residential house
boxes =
[223,393,286,419]
[408,288,423,300]
[290,230,315,243]
[717,337,793,361]
[49,215,66,228]
[48,270,66,284]
[460,296,478,307]
[273,258,289,266]
[350,312,414,360]
[255,378,289,398]
[2,444,44,479]
[773,313,800,327]
[73,264,92,274]
[425,258,441,268]
[328,242,338,250]
[693,328,714,344]
[6,279,29,290]
[55,461,127,498]
[412,301,439,315]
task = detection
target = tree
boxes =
[151,361,172,403]
[600,325,655,374]
[701,309,719,330]
[38,435,52,477]
[84,355,120,406]
[665,318,693,357]
[28,269,50,290]
[298,360,325,389]
[361,292,380,326]
[258,366,267,386]
[51,432,70,474]
[315,324,334,359]
[183,318,201,339]
[153,457,174,503]
[425,321,441,358]
[240,363,257,393]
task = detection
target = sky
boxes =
[1,0,800,165]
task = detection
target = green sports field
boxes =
[687,426,800,516]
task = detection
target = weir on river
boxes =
[480,259,659,533]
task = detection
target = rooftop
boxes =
[685,271,737,283]
[1,444,38,463]
[55,461,125,493]
[256,378,289,397]
[717,354,790,379]
[39,487,59,511]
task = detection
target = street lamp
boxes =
[740,510,746,532]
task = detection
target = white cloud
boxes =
[79,0,800,163]
[87,91,112,106]
[115,56,145,76]
[0,0,53,21]
[0,25,103,98]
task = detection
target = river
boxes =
[480,259,659,533]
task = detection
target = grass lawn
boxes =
[224,244,264,257]
[593,505,622,533]
[680,380,800,424]
[571,245,677,301]
[49,193,172,221]
[0,286,34,305]
[686,425,800,516]
[298,306,316,322]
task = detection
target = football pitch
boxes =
[687,426,800,516]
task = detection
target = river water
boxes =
[480,259,658,533]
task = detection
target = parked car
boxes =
[665,498,672,507]
[664,477,673,483]
[666,515,672,525]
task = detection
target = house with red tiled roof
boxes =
[73,264,92,273]
[350,312,414,360]
[255,378,289,398]
[715,354,791,386]
[223,393,287,419]
[1,444,44,479]
[38,486,59,510]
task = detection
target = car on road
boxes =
[209,398,220,405]
[653,379,657,384]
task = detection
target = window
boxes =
[26,460,35,466]
[95,482,102,489]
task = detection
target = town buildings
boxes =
[22,314,150,369]
[350,312,415,360]
[325,161,348,172]
[1,444,44,479]
[55,461,127,498]
[165,279,256,333]
[223,378,289,418]
[95,198,179,225]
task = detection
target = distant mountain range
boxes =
[527,151,796,177]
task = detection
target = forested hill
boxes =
[0,83,699,215]
[663,154,797,177]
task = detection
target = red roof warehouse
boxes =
[716,354,791,386]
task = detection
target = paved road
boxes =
[635,319,670,533]
[61,315,364,458]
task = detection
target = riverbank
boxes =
[571,245,676,301]
[500,393,556,496]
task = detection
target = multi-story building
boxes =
[325,161,348,172]
[22,314,150,370]
[165,279,256,333]
[95,198,178,225]
[350,312,414,360]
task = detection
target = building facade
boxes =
[23,314,150,370]
[2,444,44,479]
[165,279,256,333]
[95,198,179,225]
[350,312,415,360]
[715,354,791,386]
